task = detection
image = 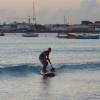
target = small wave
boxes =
[56,62,100,72]
[0,64,41,77]
[0,62,100,77]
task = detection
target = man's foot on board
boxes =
[43,71,48,74]
[41,70,48,74]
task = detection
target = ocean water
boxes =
[0,34,100,100]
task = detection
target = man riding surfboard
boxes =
[39,48,55,74]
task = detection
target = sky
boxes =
[0,0,100,24]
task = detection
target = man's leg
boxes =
[42,61,48,73]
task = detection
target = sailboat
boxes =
[22,0,39,37]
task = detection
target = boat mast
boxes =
[33,0,36,24]
[64,16,66,25]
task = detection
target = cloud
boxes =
[77,0,100,23]
[0,0,100,24]
[36,0,100,24]
[51,0,100,24]
[36,0,80,24]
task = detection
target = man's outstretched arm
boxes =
[46,56,51,64]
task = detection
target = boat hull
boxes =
[22,33,39,37]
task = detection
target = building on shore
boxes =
[0,20,100,33]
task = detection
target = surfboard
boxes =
[40,71,55,78]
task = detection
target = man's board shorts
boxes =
[39,58,48,66]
